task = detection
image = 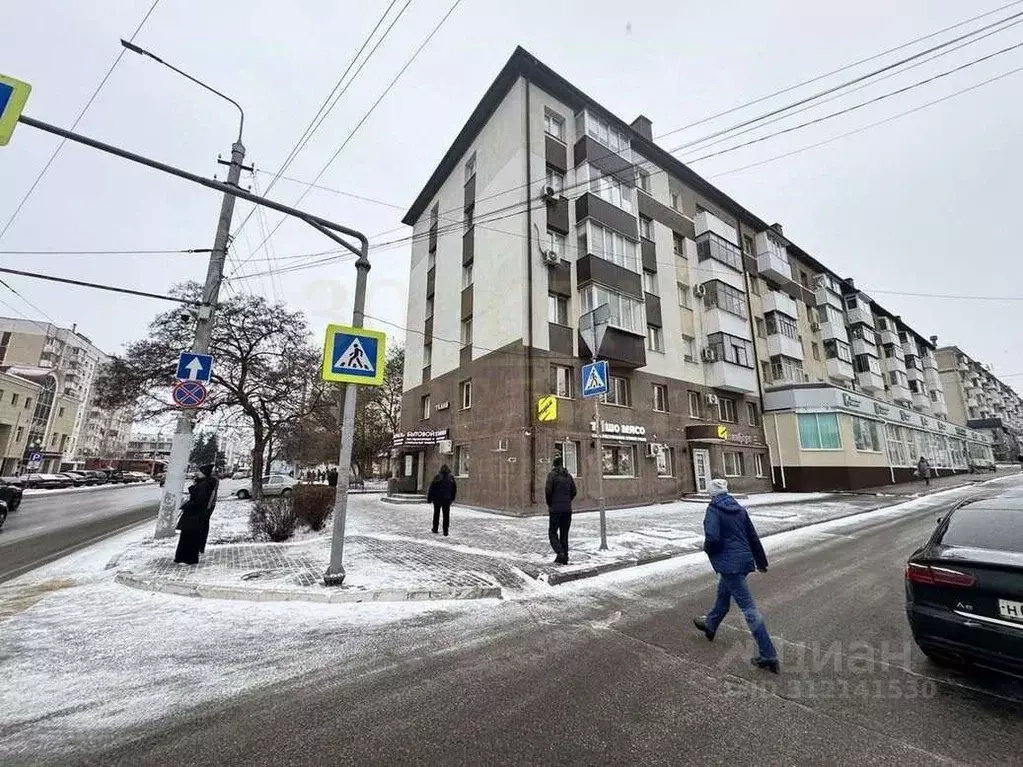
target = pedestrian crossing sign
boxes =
[581,360,609,398]
[321,324,386,385]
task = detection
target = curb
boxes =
[114,571,502,604]
[23,482,154,498]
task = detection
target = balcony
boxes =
[814,285,843,309]
[703,308,751,340]
[857,370,885,392]
[762,290,798,318]
[845,303,875,328]
[878,327,899,347]
[756,247,791,284]
[851,336,877,358]
[694,210,737,244]
[911,391,931,411]
[905,363,923,382]
[818,319,849,342]
[924,366,941,388]
[706,361,758,394]
[766,333,804,360]
[578,326,646,369]
[890,384,912,406]
[826,357,855,382]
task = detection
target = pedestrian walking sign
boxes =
[322,324,386,385]
[175,352,213,382]
[537,395,558,422]
[581,360,609,398]
[0,74,31,147]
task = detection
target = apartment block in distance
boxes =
[936,345,1023,462]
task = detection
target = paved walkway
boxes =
[112,468,1021,604]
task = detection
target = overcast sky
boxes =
[2,0,1020,386]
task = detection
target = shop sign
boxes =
[955,426,967,437]
[873,403,891,417]
[592,421,648,442]
[393,429,449,447]
[899,411,913,423]
[435,401,450,411]
[728,432,766,447]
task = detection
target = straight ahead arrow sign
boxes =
[185,358,204,380]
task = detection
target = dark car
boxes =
[24,473,75,490]
[906,497,1023,674]
[0,478,23,512]
[101,469,126,484]
[86,470,109,485]
[59,472,88,487]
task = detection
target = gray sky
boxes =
[2,0,1020,386]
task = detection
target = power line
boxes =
[0,266,200,305]
[0,0,161,245]
[231,0,465,278]
[252,169,405,209]
[653,0,1023,141]
[0,248,212,256]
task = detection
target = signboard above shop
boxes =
[393,429,450,448]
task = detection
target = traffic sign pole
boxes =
[581,305,611,551]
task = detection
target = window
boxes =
[888,370,906,387]
[824,339,852,362]
[455,445,470,477]
[754,453,766,478]
[677,282,690,309]
[424,297,434,320]
[719,397,738,423]
[764,311,797,339]
[580,285,645,333]
[670,191,681,211]
[673,232,685,257]
[423,344,432,368]
[742,234,755,255]
[704,281,747,318]
[544,109,565,141]
[640,216,653,240]
[464,152,476,182]
[24,397,32,410]
[464,204,474,233]
[845,295,859,310]
[428,250,436,271]
[642,271,657,294]
[547,293,569,325]
[602,376,631,407]
[854,354,881,375]
[707,333,754,368]
[58,407,65,418]
[798,413,842,450]
[755,318,766,338]
[647,326,664,353]
[688,391,702,418]
[15,427,23,442]
[602,444,636,477]
[811,342,820,361]
[656,447,674,477]
[818,303,844,327]
[460,318,473,347]
[554,441,579,476]
[579,221,639,272]
[51,433,58,447]
[696,232,743,271]
[637,168,651,193]
[462,262,474,289]
[546,229,566,258]
[748,275,760,296]
[582,164,633,213]
[723,452,745,477]
[421,395,431,420]
[460,379,472,409]
[682,335,696,362]
[886,424,909,466]
[852,417,883,452]
[941,508,1023,553]
[11,393,18,406]
[545,167,564,195]
[430,202,439,227]
[747,402,761,427]
[770,355,804,383]
[652,383,668,412]
[578,110,631,159]
[551,364,573,398]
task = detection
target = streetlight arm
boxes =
[120,39,244,143]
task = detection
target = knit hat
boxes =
[552,455,563,468]
[709,478,729,497]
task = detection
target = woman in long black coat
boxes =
[175,467,216,565]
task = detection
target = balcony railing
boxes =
[696,232,742,272]
[762,290,798,318]
[826,357,854,382]
[856,370,885,392]
[706,360,758,394]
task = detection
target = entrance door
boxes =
[692,449,711,493]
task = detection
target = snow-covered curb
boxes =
[115,571,502,603]
[23,482,156,497]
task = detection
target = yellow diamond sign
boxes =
[717,424,729,440]
[537,395,558,423]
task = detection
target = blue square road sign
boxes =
[176,352,213,382]
[581,360,609,398]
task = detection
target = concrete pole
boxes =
[154,141,245,538]
[324,252,372,585]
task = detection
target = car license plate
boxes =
[997,599,1023,623]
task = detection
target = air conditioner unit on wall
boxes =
[438,440,453,455]
[705,393,719,406]
[646,442,663,458]
[542,250,560,267]
[692,283,707,298]
[541,184,557,201]
[701,347,717,363]
[810,322,821,332]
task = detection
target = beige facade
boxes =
[0,372,42,474]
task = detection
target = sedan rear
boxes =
[906,498,1023,674]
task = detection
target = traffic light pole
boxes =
[155,140,245,538]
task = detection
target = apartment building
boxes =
[0,370,42,474]
[126,431,174,460]
[936,345,1023,462]
[394,47,994,509]
[0,318,133,468]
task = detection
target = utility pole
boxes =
[155,140,245,537]
[592,349,608,551]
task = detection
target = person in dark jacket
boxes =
[545,455,577,565]
[198,465,220,555]
[327,467,338,487]
[175,468,217,565]
[427,464,457,536]
[917,456,931,486]
[693,478,779,673]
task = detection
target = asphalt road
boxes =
[0,484,160,583]
[73,481,1023,767]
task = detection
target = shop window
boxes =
[554,441,579,477]
[723,451,745,477]
[455,445,470,477]
[852,416,883,452]
[798,413,842,450]
[656,447,674,477]
[602,444,636,477]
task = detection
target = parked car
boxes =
[0,478,23,512]
[59,472,88,487]
[66,470,103,486]
[235,474,299,500]
[24,473,75,490]
[0,498,8,531]
[906,497,1023,674]
[101,469,126,484]
[126,471,152,483]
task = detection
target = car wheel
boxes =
[237,489,250,500]
[280,488,292,498]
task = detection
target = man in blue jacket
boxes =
[694,478,779,673]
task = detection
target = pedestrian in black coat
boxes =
[327,467,338,487]
[427,464,457,536]
[198,465,219,554]
[175,469,217,565]
[545,455,577,565]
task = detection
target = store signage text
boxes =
[592,421,648,442]
[435,401,450,411]
[393,429,449,447]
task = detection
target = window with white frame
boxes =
[682,335,696,363]
[602,376,631,407]
[688,390,702,418]
[581,164,634,213]
[642,270,657,294]
[580,284,645,334]
[770,355,804,384]
[462,262,474,289]
[765,311,798,340]
[551,364,573,398]
[545,166,564,194]
[824,339,852,362]
[723,451,745,477]
[885,424,909,466]
[798,413,842,450]
[704,281,747,318]
[602,444,636,477]
[553,440,579,476]
[548,293,569,325]
[719,397,738,424]
[817,303,845,327]
[544,109,565,141]
[677,281,690,309]
[696,232,743,271]
[455,445,470,477]
[708,333,754,368]
[460,379,472,409]
[754,453,766,477]
[747,402,761,427]
[637,167,651,193]
[464,153,476,182]
[546,229,566,258]
[673,232,685,257]
[577,110,631,160]
[460,318,473,347]
[421,394,431,420]
[652,383,668,412]
[423,344,432,368]
[670,191,681,211]
[852,416,883,452]
[647,326,664,353]
[640,216,653,240]
[580,221,639,272]
[656,446,674,477]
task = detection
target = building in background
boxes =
[936,345,1023,462]
[0,318,134,468]
[0,370,42,474]
[126,431,174,461]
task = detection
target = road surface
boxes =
[71,481,1023,767]
[0,484,159,583]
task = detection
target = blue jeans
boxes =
[705,572,777,661]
